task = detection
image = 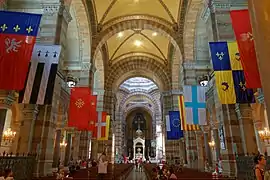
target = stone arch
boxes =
[92,17,182,59]
[124,105,154,122]
[91,17,183,89]
[93,49,105,90]
[66,0,92,86]
[183,0,204,61]
[106,57,171,91]
[194,8,210,63]
[119,91,160,113]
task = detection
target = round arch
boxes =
[91,17,182,60]
[90,17,183,89]
[66,0,92,86]
[106,57,171,91]
[118,91,160,113]
[183,0,204,61]
[124,106,154,123]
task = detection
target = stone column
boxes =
[236,104,258,154]
[52,129,61,168]
[78,131,90,160]
[64,133,72,166]
[34,105,58,177]
[185,131,198,168]
[16,104,36,154]
[202,126,212,167]
[212,128,220,161]
[71,131,80,160]
[248,0,270,121]
[195,131,204,171]
[91,140,98,160]
[221,105,244,177]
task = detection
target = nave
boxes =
[36,163,225,180]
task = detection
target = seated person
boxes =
[0,169,14,180]
[167,168,177,180]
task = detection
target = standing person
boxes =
[98,152,108,180]
[254,154,266,180]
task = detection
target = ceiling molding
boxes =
[91,17,182,61]
[83,0,98,35]
[157,0,177,24]
[139,32,167,61]
[109,33,136,61]
[110,52,165,65]
[105,57,171,91]
[98,0,118,24]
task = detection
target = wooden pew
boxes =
[34,164,133,180]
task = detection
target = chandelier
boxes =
[60,140,67,148]
[2,128,16,142]
[208,140,215,149]
[258,127,270,140]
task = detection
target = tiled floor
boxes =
[125,167,147,180]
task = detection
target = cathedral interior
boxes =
[0,0,270,179]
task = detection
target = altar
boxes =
[133,135,145,161]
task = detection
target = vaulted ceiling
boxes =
[93,0,181,24]
[92,0,183,68]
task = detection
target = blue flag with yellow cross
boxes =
[209,41,254,104]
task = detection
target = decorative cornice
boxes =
[41,3,61,16]
[182,62,211,70]
[161,90,183,97]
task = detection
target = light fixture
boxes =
[60,140,67,148]
[134,40,142,47]
[198,75,209,87]
[67,75,77,88]
[134,0,139,3]
[2,128,16,142]
[117,32,123,38]
[208,140,215,149]
[258,127,270,140]
[152,32,157,36]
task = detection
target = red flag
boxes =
[92,111,107,140]
[86,95,97,131]
[230,9,262,88]
[0,11,42,90]
[68,87,92,129]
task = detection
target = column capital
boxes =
[161,90,183,97]
[200,125,210,133]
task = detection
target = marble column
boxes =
[64,133,72,166]
[16,104,36,154]
[52,130,61,168]
[236,104,258,154]
[91,140,98,160]
[221,105,243,177]
[71,131,80,160]
[202,126,212,166]
[78,131,90,160]
[248,0,270,121]
[212,128,220,161]
[195,131,204,171]
[185,131,198,168]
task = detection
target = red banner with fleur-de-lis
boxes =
[230,9,262,88]
[0,11,42,90]
[68,87,97,130]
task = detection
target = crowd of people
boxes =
[151,165,177,180]
[55,152,109,180]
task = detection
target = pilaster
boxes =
[185,131,197,168]
[235,104,257,154]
